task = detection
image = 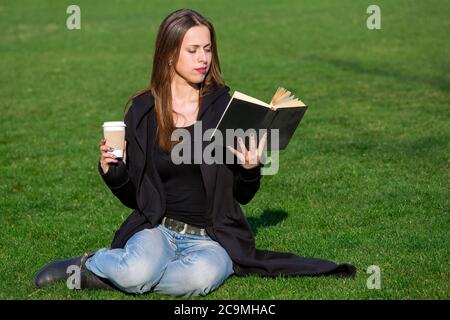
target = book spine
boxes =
[261,110,276,129]
[264,110,279,150]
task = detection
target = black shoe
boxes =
[79,267,116,291]
[34,253,92,288]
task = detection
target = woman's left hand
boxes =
[227,132,268,170]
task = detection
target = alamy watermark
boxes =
[170,122,280,175]
[66,265,81,289]
[367,5,381,30]
[66,5,81,30]
[366,265,381,289]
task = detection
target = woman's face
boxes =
[173,25,212,85]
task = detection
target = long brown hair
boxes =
[123,9,225,153]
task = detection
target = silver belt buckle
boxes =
[179,224,188,234]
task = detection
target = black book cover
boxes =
[210,89,307,151]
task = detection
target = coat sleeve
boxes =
[229,162,263,205]
[98,161,137,209]
[98,106,138,209]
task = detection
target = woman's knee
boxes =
[112,258,161,290]
[181,248,234,295]
[109,229,172,291]
[198,261,232,285]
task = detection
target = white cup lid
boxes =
[103,121,126,128]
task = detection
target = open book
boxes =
[210,87,308,151]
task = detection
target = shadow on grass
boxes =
[306,56,450,93]
[334,134,447,161]
[247,209,289,236]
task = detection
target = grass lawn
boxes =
[0,0,448,299]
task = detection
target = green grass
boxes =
[0,0,448,299]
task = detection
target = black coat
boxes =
[98,85,356,278]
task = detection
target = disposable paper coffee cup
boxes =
[103,121,126,159]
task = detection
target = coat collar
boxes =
[132,85,230,154]
[132,85,230,132]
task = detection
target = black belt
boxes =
[161,217,207,237]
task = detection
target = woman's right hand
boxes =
[99,138,119,174]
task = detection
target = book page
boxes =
[234,91,271,108]
[270,87,306,109]
[275,99,306,108]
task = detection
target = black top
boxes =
[151,122,211,228]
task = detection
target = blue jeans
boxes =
[85,224,234,297]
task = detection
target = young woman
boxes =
[34,8,356,298]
